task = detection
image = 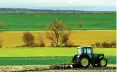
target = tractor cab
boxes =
[77,46,93,59]
[72,46,107,68]
[77,46,93,54]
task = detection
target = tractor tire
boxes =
[97,58,107,67]
[71,54,78,63]
[79,56,90,68]
[71,54,79,68]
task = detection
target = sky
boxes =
[0,0,116,11]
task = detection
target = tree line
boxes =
[21,20,77,47]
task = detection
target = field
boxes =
[1,30,116,47]
[0,13,116,31]
[0,13,116,47]
[0,13,116,71]
[0,48,116,65]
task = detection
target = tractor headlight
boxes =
[99,56,103,58]
[77,55,80,58]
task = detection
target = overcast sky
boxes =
[0,0,116,11]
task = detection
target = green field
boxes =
[0,13,116,31]
[0,56,116,65]
[0,48,116,65]
[0,48,116,57]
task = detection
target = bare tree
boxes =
[0,20,4,32]
[22,32,35,47]
[46,20,71,47]
[77,21,84,30]
[38,35,45,47]
[0,20,5,48]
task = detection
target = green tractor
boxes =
[72,46,107,68]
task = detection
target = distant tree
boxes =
[38,35,45,47]
[0,20,4,32]
[77,21,84,30]
[95,42,101,48]
[0,39,2,48]
[46,20,71,47]
[0,20,5,48]
[111,41,116,48]
[22,32,35,47]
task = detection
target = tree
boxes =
[38,35,45,47]
[0,20,4,32]
[0,20,5,48]
[22,32,35,47]
[77,21,84,30]
[46,20,71,47]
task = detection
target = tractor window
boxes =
[78,48,87,54]
[78,48,83,55]
[84,49,87,53]
[87,48,91,54]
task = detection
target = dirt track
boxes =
[38,69,116,72]
[0,65,116,72]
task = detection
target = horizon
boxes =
[0,8,116,12]
[0,0,116,11]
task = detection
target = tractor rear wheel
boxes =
[79,57,90,68]
[71,54,79,68]
[72,54,78,63]
[98,58,107,67]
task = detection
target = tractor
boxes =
[72,46,107,68]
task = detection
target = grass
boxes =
[0,56,116,65]
[0,48,116,57]
[1,30,116,47]
[0,48,116,65]
[0,13,116,31]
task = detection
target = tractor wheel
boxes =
[98,58,107,67]
[79,57,90,68]
[71,54,79,68]
[71,54,78,63]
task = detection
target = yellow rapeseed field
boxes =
[1,30,116,48]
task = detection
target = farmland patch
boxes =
[0,13,116,31]
[1,30,116,47]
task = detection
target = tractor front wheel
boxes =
[98,58,107,67]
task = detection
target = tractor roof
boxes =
[77,46,92,49]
